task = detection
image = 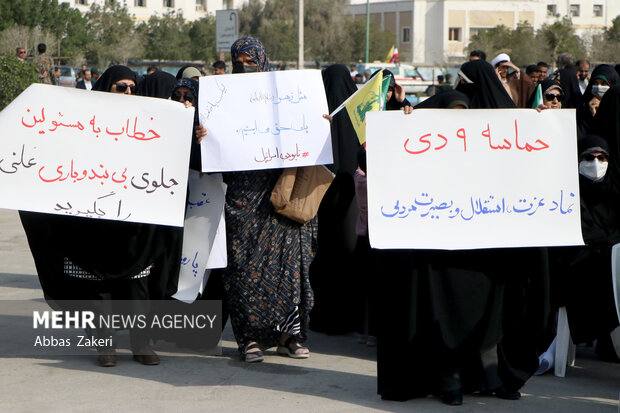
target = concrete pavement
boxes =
[1,208,619,413]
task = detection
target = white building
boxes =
[347,0,620,65]
[61,0,238,21]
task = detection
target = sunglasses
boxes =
[17,50,26,54]
[172,92,195,103]
[544,93,563,102]
[583,153,608,162]
[114,82,136,93]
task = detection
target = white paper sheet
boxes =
[173,171,227,303]
[198,70,333,172]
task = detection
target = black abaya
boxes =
[309,64,361,334]
[576,65,619,137]
[377,83,548,402]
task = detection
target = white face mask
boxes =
[592,85,610,98]
[579,159,608,182]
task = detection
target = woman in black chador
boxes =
[550,135,620,361]
[377,63,550,406]
[308,64,361,335]
[20,65,181,367]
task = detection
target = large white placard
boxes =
[0,84,194,226]
[173,171,227,304]
[198,70,333,172]
[366,109,584,250]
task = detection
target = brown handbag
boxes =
[270,165,335,224]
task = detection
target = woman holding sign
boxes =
[216,37,315,362]
[21,65,178,368]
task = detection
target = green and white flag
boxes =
[531,83,543,109]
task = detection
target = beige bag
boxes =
[270,165,335,224]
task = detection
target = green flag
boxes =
[531,84,543,109]
[380,74,392,110]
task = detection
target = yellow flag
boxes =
[384,45,395,63]
[345,71,383,147]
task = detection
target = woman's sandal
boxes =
[277,336,310,359]
[242,343,264,363]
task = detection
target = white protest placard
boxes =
[206,209,228,269]
[198,70,332,172]
[0,84,194,227]
[366,109,584,250]
[173,171,227,303]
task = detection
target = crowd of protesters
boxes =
[11,36,620,407]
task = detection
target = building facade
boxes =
[347,0,620,65]
[61,0,238,22]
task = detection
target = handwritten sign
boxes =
[173,171,227,304]
[366,109,584,250]
[198,70,332,172]
[0,84,194,226]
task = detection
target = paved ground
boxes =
[1,209,619,413]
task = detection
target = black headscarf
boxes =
[582,64,619,105]
[93,65,136,92]
[526,78,562,108]
[577,65,620,137]
[576,135,620,245]
[320,64,359,175]
[455,60,516,109]
[139,70,177,99]
[615,64,620,79]
[173,78,201,171]
[552,68,582,109]
[591,84,620,196]
[50,66,175,283]
[368,69,412,111]
[414,90,470,109]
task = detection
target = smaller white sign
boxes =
[173,171,227,303]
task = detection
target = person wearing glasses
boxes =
[541,78,563,110]
[15,46,26,62]
[546,135,620,368]
[64,65,164,367]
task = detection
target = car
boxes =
[56,65,77,87]
[355,62,433,94]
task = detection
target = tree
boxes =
[591,15,620,63]
[467,17,584,67]
[539,16,584,65]
[344,19,395,63]
[0,0,89,62]
[466,25,512,62]
[0,54,38,111]
[303,0,350,63]
[85,2,142,69]
[189,16,218,63]
[138,11,191,61]
[606,15,620,43]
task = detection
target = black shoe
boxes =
[440,391,463,406]
[493,386,521,400]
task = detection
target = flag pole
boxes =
[365,0,370,63]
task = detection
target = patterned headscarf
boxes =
[230,36,269,72]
